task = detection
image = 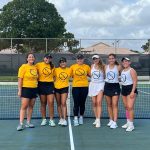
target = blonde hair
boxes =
[97,57,105,72]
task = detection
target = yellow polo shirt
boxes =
[18,64,38,88]
[54,67,71,89]
[70,64,90,87]
[36,62,54,82]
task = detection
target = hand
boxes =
[18,90,21,97]
[130,91,135,99]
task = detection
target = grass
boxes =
[0,76,17,82]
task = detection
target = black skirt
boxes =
[121,84,138,96]
[21,87,38,99]
[38,82,55,95]
[104,82,120,96]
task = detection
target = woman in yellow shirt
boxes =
[17,53,38,131]
[54,57,70,126]
[36,54,55,127]
[70,54,91,126]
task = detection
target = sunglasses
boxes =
[93,58,99,60]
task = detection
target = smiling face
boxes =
[27,53,35,65]
[76,58,84,65]
[59,61,67,68]
[108,55,116,65]
[122,60,131,68]
[93,57,100,65]
[44,57,51,64]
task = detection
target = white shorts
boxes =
[88,82,105,97]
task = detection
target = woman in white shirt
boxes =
[104,53,121,129]
[121,57,138,132]
[89,54,105,128]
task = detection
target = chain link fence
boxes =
[0,38,149,80]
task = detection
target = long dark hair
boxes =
[26,52,35,64]
[108,53,119,65]
[49,61,54,69]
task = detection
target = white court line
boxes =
[67,85,75,150]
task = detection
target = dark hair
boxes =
[26,52,35,64]
[49,61,54,69]
[59,57,67,63]
[108,53,119,65]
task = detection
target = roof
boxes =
[81,42,137,54]
[0,48,17,54]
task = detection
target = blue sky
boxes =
[0,0,150,51]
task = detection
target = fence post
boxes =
[46,38,47,53]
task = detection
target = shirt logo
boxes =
[92,71,100,79]
[75,68,85,76]
[121,74,126,83]
[30,69,38,76]
[42,67,52,77]
[107,71,115,80]
[59,72,68,80]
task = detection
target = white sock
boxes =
[74,116,78,120]
[96,118,100,122]
[128,121,133,126]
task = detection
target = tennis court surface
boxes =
[0,82,150,150]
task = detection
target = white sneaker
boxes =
[107,120,113,127]
[110,122,118,129]
[41,119,47,126]
[126,125,134,132]
[58,118,63,125]
[79,116,83,125]
[25,122,35,128]
[73,118,79,126]
[93,119,97,125]
[95,121,101,128]
[49,120,56,127]
[62,119,67,126]
[122,123,128,129]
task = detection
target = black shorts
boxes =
[104,82,120,96]
[55,87,69,94]
[121,84,138,96]
[21,87,38,99]
[38,82,55,95]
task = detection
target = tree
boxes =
[0,0,66,38]
[0,0,80,53]
[141,39,150,52]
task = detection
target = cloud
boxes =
[1,0,150,43]
[48,0,150,40]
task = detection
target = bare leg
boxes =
[47,94,54,120]
[27,98,35,123]
[112,96,119,122]
[19,98,29,124]
[55,93,62,119]
[61,93,68,120]
[40,95,47,119]
[105,96,113,120]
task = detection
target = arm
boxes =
[18,78,23,97]
[130,68,138,98]
[87,65,91,77]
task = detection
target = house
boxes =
[81,42,137,54]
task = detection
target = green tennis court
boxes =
[0,82,150,150]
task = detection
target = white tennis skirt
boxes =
[88,82,105,97]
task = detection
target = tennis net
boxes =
[0,82,149,119]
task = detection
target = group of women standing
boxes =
[17,53,138,132]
